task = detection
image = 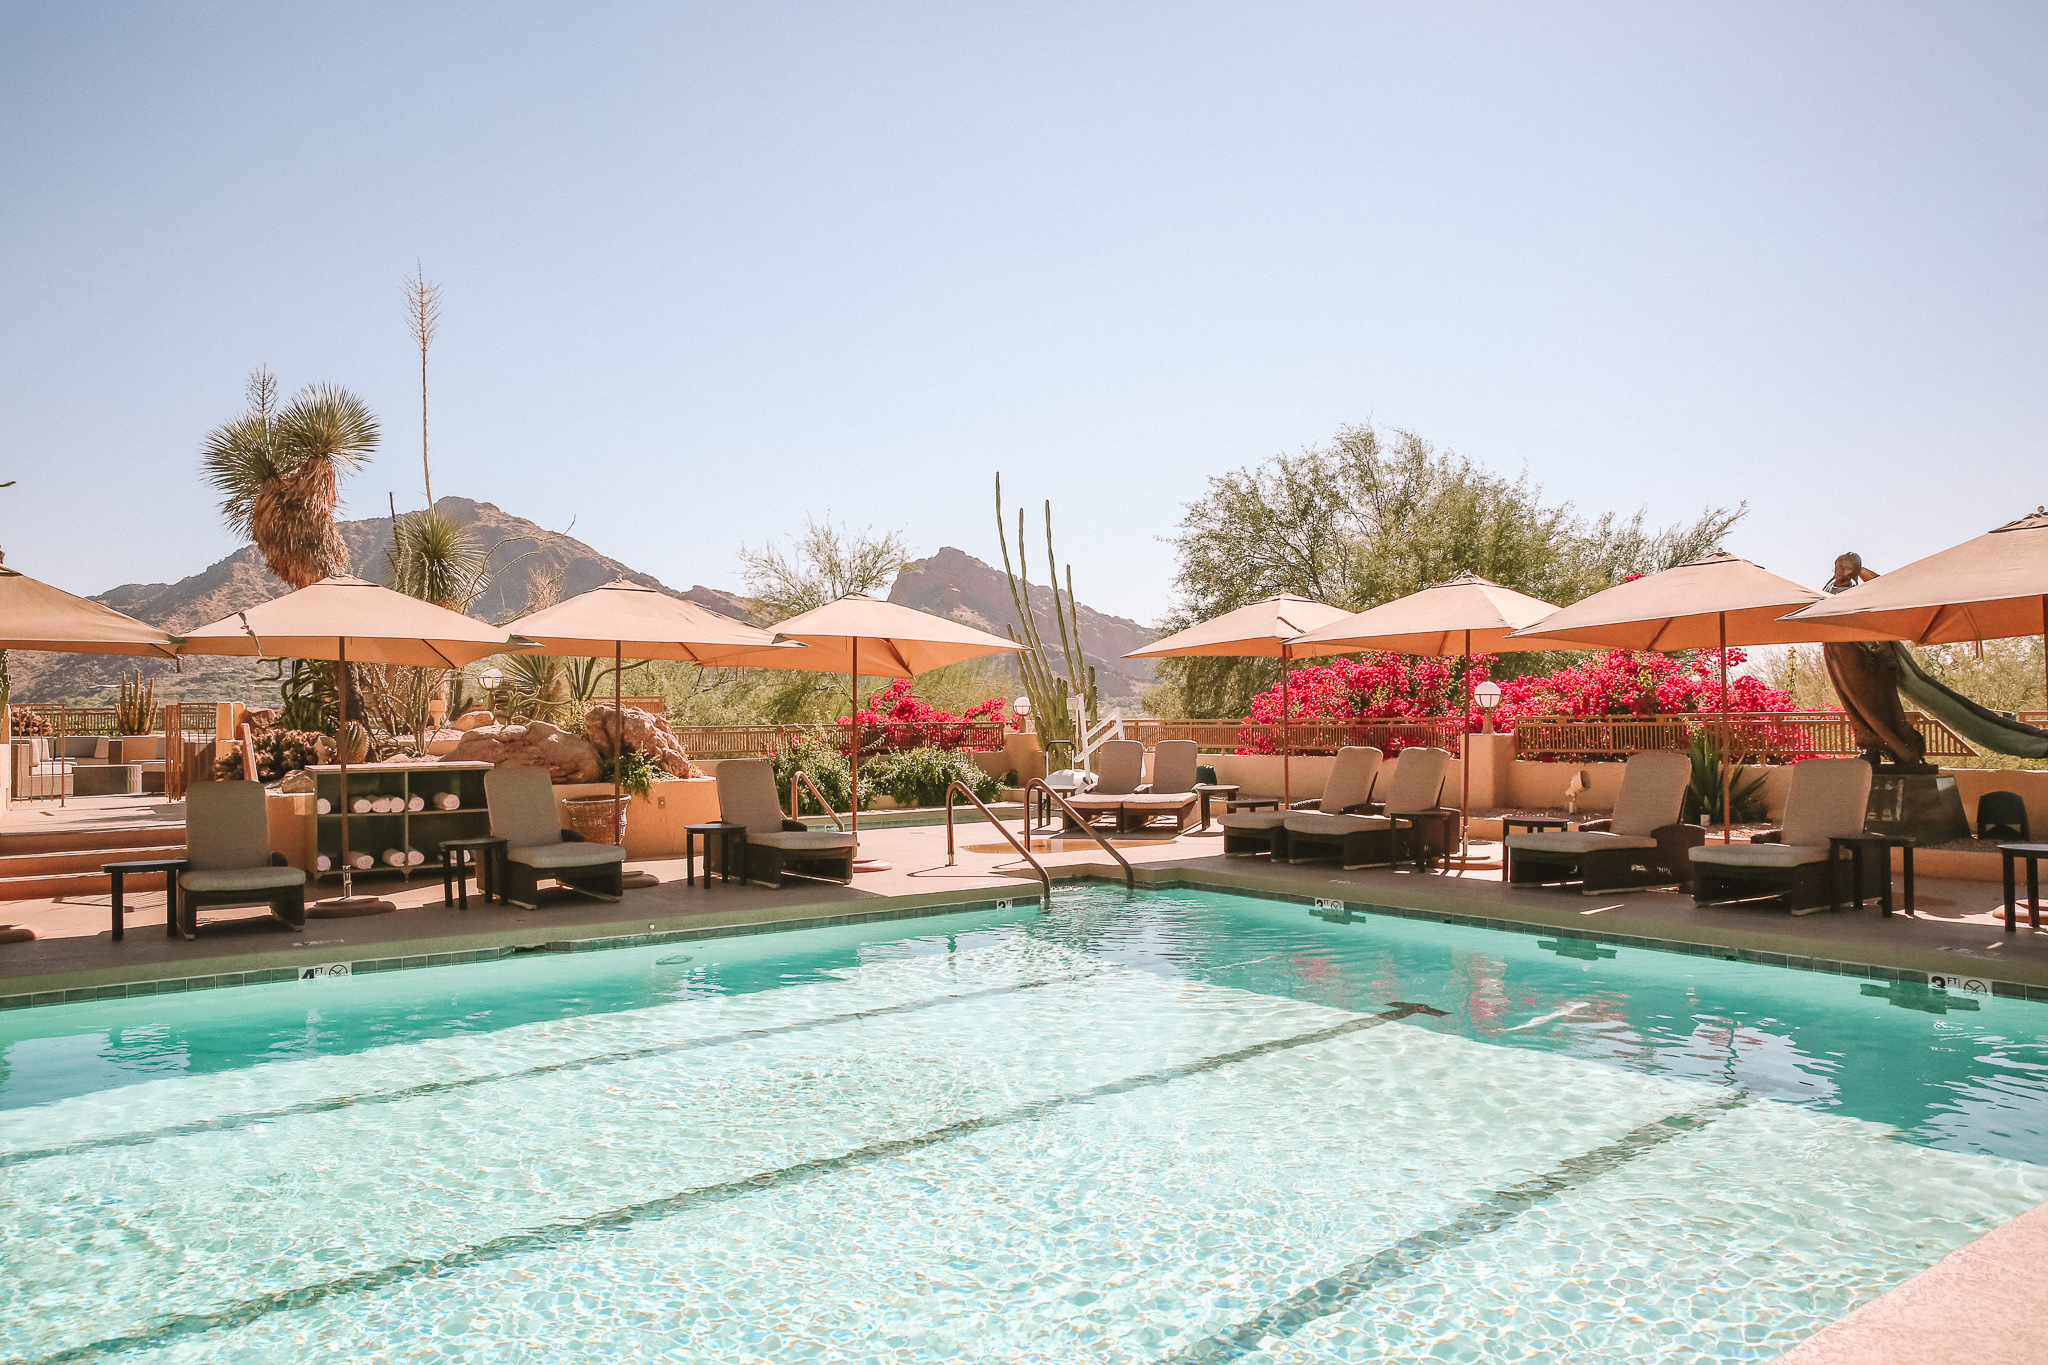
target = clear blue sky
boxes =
[3,3,2042,626]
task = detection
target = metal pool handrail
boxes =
[943,781,1053,908]
[1024,778,1136,891]
[787,770,847,831]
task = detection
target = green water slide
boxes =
[1893,644,2048,759]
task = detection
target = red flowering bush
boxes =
[841,680,1011,758]
[1237,648,1797,755]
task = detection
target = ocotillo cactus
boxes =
[995,474,1097,769]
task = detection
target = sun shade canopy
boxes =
[1506,553,1905,649]
[503,579,806,662]
[734,594,1023,677]
[1122,594,1356,659]
[175,576,525,668]
[1287,573,1577,657]
[0,563,178,657]
[1779,508,2048,644]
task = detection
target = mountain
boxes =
[888,547,1156,704]
[6,497,754,704]
[8,512,1158,709]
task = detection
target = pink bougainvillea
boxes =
[839,680,1013,757]
[1237,648,1795,753]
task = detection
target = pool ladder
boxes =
[943,779,1135,909]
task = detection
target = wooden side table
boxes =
[1498,816,1570,883]
[1999,843,2048,933]
[686,822,747,887]
[102,858,189,942]
[1190,783,1240,832]
[439,837,508,910]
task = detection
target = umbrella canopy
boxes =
[1288,573,1577,657]
[175,576,522,667]
[745,594,1023,675]
[1123,594,1356,660]
[0,562,177,656]
[1779,508,2048,644]
[1505,553,1902,650]
[504,579,806,663]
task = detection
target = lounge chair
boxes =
[1283,746,1454,871]
[1689,758,1882,914]
[1118,739,1202,833]
[1506,752,1702,892]
[1061,738,1145,832]
[1218,746,1382,860]
[715,759,858,887]
[176,780,306,939]
[486,767,628,909]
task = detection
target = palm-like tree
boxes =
[201,369,379,589]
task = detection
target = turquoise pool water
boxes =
[4,885,2045,1362]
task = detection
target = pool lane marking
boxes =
[1162,1091,1750,1364]
[0,977,1088,1171]
[16,1000,1449,1365]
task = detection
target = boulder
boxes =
[452,709,497,732]
[584,704,697,778]
[440,721,603,783]
[277,769,316,793]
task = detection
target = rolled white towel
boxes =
[407,795,425,812]
[315,798,331,815]
[379,797,400,814]
[315,854,332,872]
[351,798,372,814]
[406,848,426,866]
[350,852,375,871]
[435,792,460,810]
[382,848,407,867]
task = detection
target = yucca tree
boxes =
[201,369,379,589]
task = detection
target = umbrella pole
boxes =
[1460,631,1472,863]
[339,639,352,900]
[614,641,623,847]
[1281,649,1291,807]
[845,638,890,872]
[1719,612,1733,845]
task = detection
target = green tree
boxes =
[1159,424,1744,716]
[736,516,909,623]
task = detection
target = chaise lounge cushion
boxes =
[1508,831,1658,855]
[181,865,306,893]
[750,829,857,851]
[508,842,629,869]
[1283,812,1387,836]
[1218,810,1288,830]
[1690,841,1829,869]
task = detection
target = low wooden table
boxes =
[1498,816,1570,883]
[1190,783,1240,832]
[686,822,747,887]
[1999,843,2048,933]
[102,858,189,941]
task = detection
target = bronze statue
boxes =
[1822,552,1935,772]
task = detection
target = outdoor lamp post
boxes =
[479,667,502,718]
[1475,680,1502,733]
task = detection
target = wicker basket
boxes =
[562,794,630,845]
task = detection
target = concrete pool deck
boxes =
[2,813,2042,1359]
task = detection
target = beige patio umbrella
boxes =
[726,593,1022,871]
[1507,552,1904,841]
[1122,593,1356,806]
[1780,508,2048,704]
[0,559,180,807]
[1286,573,1588,862]
[178,576,526,912]
[504,579,807,858]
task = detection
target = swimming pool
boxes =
[4,885,2045,1362]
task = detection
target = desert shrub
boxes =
[769,733,865,815]
[218,728,325,784]
[864,746,1001,808]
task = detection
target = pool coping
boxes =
[7,861,2043,1011]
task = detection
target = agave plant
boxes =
[1682,730,1768,824]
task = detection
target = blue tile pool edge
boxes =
[6,874,2043,1011]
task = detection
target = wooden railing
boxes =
[1131,718,1470,757]
[1511,710,1977,761]
[159,703,227,801]
[672,720,1009,759]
